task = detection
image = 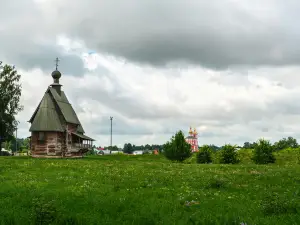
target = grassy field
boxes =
[0,154,300,225]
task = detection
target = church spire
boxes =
[50,57,62,94]
[51,57,62,84]
[189,126,193,135]
[55,57,59,70]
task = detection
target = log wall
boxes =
[30,126,86,158]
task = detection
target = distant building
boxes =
[132,150,143,155]
[153,149,159,155]
[185,127,199,152]
[28,59,95,158]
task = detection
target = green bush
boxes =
[163,130,192,162]
[196,145,213,164]
[219,144,239,164]
[237,148,254,164]
[260,192,298,216]
[206,177,227,189]
[183,153,197,164]
[252,139,275,164]
[31,197,58,224]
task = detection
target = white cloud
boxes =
[14,37,300,147]
[4,0,300,148]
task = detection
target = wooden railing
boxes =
[72,143,92,149]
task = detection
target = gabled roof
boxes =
[29,87,85,133]
[48,88,81,125]
[71,132,95,141]
[29,92,64,132]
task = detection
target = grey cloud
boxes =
[79,88,184,120]
[0,36,86,76]
[46,0,300,69]
[0,0,85,76]
[3,0,300,70]
[91,117,154,135]
[266,92,300,115]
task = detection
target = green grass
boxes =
[0,154,300,224]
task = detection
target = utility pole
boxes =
[15,127,18,154]
[110,116,113,154]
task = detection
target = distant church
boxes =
[185,127,199,152]
[28,58,95,158]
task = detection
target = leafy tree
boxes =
[0,62,23,151]
[273,137,298,151]
[196,145,213,164]
[252,139,275,164]
[4,141,11,151]
[145,144,152,150]
[163,130,192,162]
[123,143,134,154]
[243,141,257,149]
[107,145,118,150]
[209,144,220,152]
[219,144,239,164]
[243,142,251,149]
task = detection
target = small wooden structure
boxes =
[28,59,95,158]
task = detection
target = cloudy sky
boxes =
[2,0,300,147]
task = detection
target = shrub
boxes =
[260,192,298,215]
[207,178,227,189]
[196,145,213,164]
[237,148,254,164]
[31,197,58,224]
[163,130,192,162]
[219,144,239,164]
[252,139,275,164]
[183,153,197,164]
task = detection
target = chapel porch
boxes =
[70,132,95,153]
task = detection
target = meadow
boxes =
[0,152,300,225]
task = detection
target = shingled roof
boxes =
[29,87,86,133]
[28,67,93,140]
[29,90,64,132]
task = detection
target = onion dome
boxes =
[193,128,198,135]
[51,70,61,80]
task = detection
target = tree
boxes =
[243,142,251,149]
[107,145,118,151]
[4,141,11,151]
[252,139,275,164]
[243,141,257,149]
[123,143,134,154]
[145,144,152,150]
[163,130,192,162]
[0,62,23,151]
[209,144,220,152]
[196,145,213,164]
[22,138,30,150]
[219,144,239,164]
[273,137,298,151]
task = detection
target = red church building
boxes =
[185,127,199,152]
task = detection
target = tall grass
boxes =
[0,152,299,224]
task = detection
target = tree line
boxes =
[163,130,280,165]
[98,143,164,154]
[242,136,298,151]
[0,138,30,152]
[1,60,300,158]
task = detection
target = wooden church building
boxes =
[28,59,95,158]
